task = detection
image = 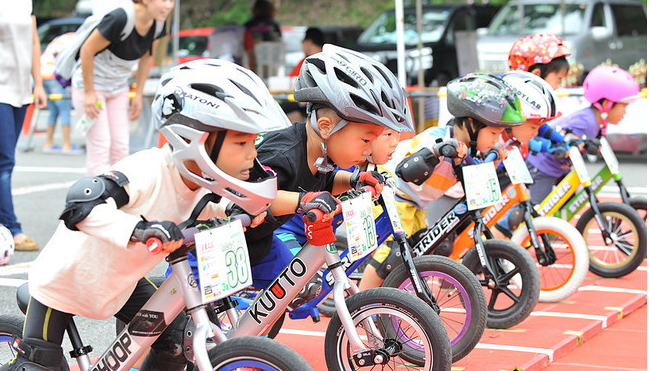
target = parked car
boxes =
[167,27,214,64]
[476,0,647,79]
[355,4,501,86]
[281,25,365,74]
[37,17,85,52]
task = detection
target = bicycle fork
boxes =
[393,234,440,313]
[523,201,557,266]
[584,186,614,245]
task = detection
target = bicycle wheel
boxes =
[324,287,452,371]
[208,336,313,371]
[0,314,25,367]
[462,239,540,329]
[382,255,487,363]
[629,195,647,224]
[511,217,589,303]
[576,202,647,278]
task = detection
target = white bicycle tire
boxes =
[511,216,589,302]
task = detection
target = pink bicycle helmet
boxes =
[583,66,639,133]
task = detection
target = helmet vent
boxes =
[350,94,379,116]
[373,65,394,89]
[360,67,374,83]
[229,80,262,106]
[307,57,327,75]
[334,67,359,88]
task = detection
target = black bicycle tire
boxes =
[382,255,487,363]
[629,195,647,223]
[576,202,647,278]
[0,314,25,367]
[324,287,452,371]
[462,239,541,329]
[208,336,313,371]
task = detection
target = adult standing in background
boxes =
[72,0,173,176]
[0,1,48,252]
[244,0,282,72]
[288,27,324,77]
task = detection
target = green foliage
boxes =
[205,1,251,27]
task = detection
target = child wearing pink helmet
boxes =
[525,65,640,204]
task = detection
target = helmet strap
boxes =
[208,130,228,164]
[592,100,614,136]
[310,113,336,173]
[462,117,482,158]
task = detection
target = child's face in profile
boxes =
[511,120,543,143]
[208,130,258,180]
[326,121,384,169]
[370,128,400,165]
[476,126,505,153]
[606,102,629,125]
[543,67,569,90]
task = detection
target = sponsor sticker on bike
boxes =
[342,191,378,262]
[503,147,533,184]
[381,185,406,235]
[463,162,502,210]
[599,137,620,175]
[194,219,252,304]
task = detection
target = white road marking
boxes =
[12,181,76,196]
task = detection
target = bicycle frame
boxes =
[559,136,633,221]
[68,247,231,371]
[535,146,614,244]
[453,182,556,266]
[286,186,439,320]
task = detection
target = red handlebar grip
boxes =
[146,237,163,254]
[306,208,324,223]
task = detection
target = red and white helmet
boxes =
[508,34,571,72]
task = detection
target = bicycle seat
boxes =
[17,283,30,314]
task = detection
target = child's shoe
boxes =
[0,337,68,371]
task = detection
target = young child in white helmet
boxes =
[8,59,290,371]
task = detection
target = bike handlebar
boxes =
[146,213,252,254]
[305,186,376,223]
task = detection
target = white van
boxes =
[476,0,647,77]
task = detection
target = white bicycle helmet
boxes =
[0,225,14,265]
[151,59,291,215]
[501,70,559,122]
[294,44,414,135]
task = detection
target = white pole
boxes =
[173,1,180,66]
[395,0,406,87]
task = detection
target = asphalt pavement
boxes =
[0,108,646,365]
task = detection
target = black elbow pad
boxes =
[395,148,440,186]
[59,171,130,231]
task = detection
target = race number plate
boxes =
[342,192,378,262]
[381,185,406,235]
[503,146,533,184]
[195,219,252,304]
[599,137,620,175]
[463,162,502,210]
[568,146,591,184]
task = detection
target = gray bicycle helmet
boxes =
[151,59,291,215]
[447,73,524,128]
[501,70,559,122]
[294,44,414,134]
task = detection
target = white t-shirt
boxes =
[29,145,224,319]
[0,1,34,107]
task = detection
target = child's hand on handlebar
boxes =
[225,202,266,229]
[432,140,467,165]
[350,169,385,197]
[131,220,183,254]
[297,191,340,222]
